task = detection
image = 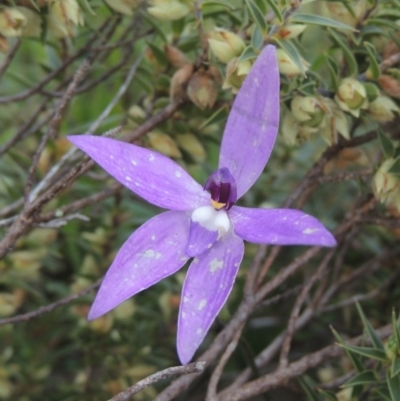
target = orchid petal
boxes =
[177,232,244,364]
[88,211,190,320]
[219,45,280,198]
[68,135,210,211]
[186,222,218,257]
[229,206,337,247]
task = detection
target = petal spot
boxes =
[175,171,182,178]
[183,296,189,303]
[210,258,224,273]
[142,249,162,259]
[149,153,155,162]
[303,228,319,235]
[151,235,156,240]
[198,299,207,311]
[125,176,131,181]
[131,160,137,165]
[197,328,203,335]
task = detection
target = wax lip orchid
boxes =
[68,45,336,365]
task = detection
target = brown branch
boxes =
[0,280,100,326]
[107,362,206,401]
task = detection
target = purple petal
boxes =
[177,232,244,364]
[219,45,280,198]
[229,206,337,247]
[186,221,218,257]
[68,135,209,211]
[88,211,190,320]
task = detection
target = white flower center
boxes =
[191,205,230,239]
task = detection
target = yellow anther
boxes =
[211,200,226,210]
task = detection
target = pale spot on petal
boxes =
[149,153,155,162]
[125,176,131,181]
[197,328,202,335]
[183,297,189,303]
[151,235,156,240]
[175,171,182,177]
[182,312,186,319]
[198,299,207,310]
[209,258,223,273]
[303,228,319,235]
[131,160,137,165]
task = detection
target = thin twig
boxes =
[107,362,206,401]
[0,39,20,80]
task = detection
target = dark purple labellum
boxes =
[204,167,237,210]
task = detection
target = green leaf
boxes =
[147,43,168,67]
[388,157,400,175]
[245,0,267,35]
[378,130,395,158]
[387,371,400,401]
[366,18,400,30]
[325,53,339,90]
[265,0,283,23]
[364,42,381,80]
[251,25,264,50]
[292,13,355,31]
[328,28,357,76]
[342,370,377,388]
[376,386,393,401]
[238,46,258,63]
[298,377,322,401]
[202,0,236,10]
[331,327,364,373]
[77,0,96,15]
[392,309,400,350]
[199,106,228,130]
[273,38,306,75]
[392,357,400,378]
[356,302,385,350]
[340,344,388,362]
[318,389,337,401]
[172,19,186,36]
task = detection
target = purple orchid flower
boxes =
[68,45,336,364]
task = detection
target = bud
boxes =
[319,97,350,144]
[105,0,140,15]
[0,8,26,37]
[147,0,190,21]
[275,24,306,40]
[335,78,368,117]
[165,45,190,68]
[379,74,400,99]
[336,387,353,401]
[276,48,309,77]
[170,63,194,101]
[148,131,182,158]
[187,71,217,110]
[368,95,399,122]
[176,133,206,162]
[17,7,41,37]
[327,0,367,28]
[208,28,245,63]
[48,0,84,38]
[364,82,380,102]
[373,158,400,204]
[291,96,325,127]
[222,57,252,93]
[280,109,300,146]
[385,335,399,361]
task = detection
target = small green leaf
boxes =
[325,53,339,90]
[392,357,400,378]
[388,157,400,175]
[356,302,385,350]
[378,130,395,159]
[147,43,168,67]
[245,0,267,35]
[172,19,186,36]
[265,0,283,23]
[342,370,377,388]
[77,0,96,15]
[387,371,400,401]
[318,389,337,401]
[328,28,357,76]
[298,377,322,401]
[364,42,381,80]
[366,18,400,30]
[392,309,400,349]
[376,386,393,401]
[238,46,258,63]
[251,25,264,50]
[273,38,306,75]
[199,106,228,130]
[331,327,364,373]
[340,344,388,362]
[292,13,355,31]
[202,0,236,10]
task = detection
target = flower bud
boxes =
[335,78,368,117]
[0,8,26,37]
[319,97,350,144]
[148,131,182,158]
[364,82,380,102]
[276,48,308,77]
[368,95,399,122]
[187,71,218,109]
[379,74,400,100]
[170,63,194,101]
[222,57,252,93]
[373,158,400,204]
[105,0,140,15]
[275,24,306,40]
[208,28,245,63]
[17,7,41,37]
[291,96,325,127]
[147,0,190,21]
[165,45,190,68]
[176,133,206,162]
[48,0,84,38]
[280,109,299,146]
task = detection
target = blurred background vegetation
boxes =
[1,0,400,400]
